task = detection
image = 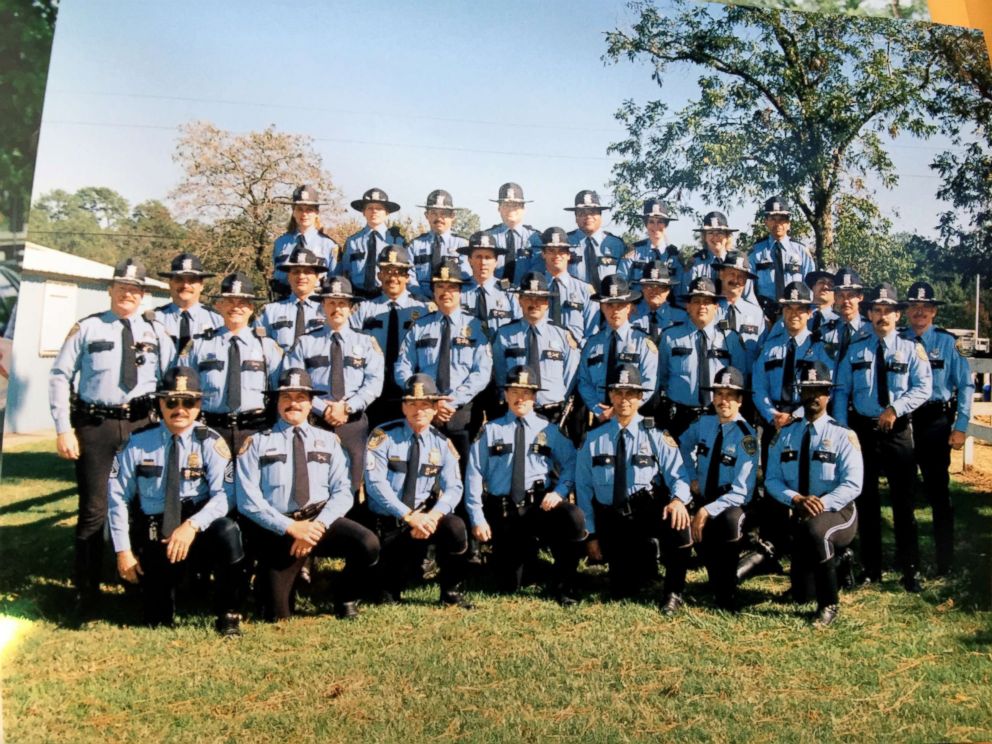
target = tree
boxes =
[27,187,126,264]
[712,0,928,22]
[168,122,342,290]
[604,1,942,266]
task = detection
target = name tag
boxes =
[136,463,163,477]
[416,338,438,349]
[672,347,692,357]
[344,356,364,368]
[305,355,330,368]
[489,442,511,456]
[88,341,114,353]
[198,359,224,372]
[812,450,836,463]
[618,352,640,363]
[587,354,604,366]
[242,360,264,372]
[695,443,710,456]
[764,359,784,370]
[852,361,871,371]
[740,324,759,334]
[887,362,908,374]
[271,320,293,330]
[719,453,737,466]
[755,261,773,271]
[364,319,384,330]
[505,348,525,358]
[632,454,655,467]
[781,450,798,462]
[414,254,431,264]
[592,454,615,467]
[420,464,441,477]
[708,349,730,360]
[453,337,476,347]
[929,359,944,369]
[307,451,331,464]
[530,444,552,457]
[259,454,287,466]
[387,460,407,473]
[542,349,564,362]
[564,301,584,311]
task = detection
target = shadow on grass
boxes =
[0,487,76,516]
[1,449,75,482]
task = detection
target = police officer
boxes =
[630,261,688,343]
[835,283,932,591]
[715,251,765,369]
[565,190,628,293]
[484,182,543,285]
[537,226,601,344]
[902,281,974,575]
[236,368,380,620]
[676,367,758,610]
[578,275,658,429]
[576,364,693,605]
[618,198,686,297]
[458,231,521,341]
[108,367,245,634]
[407,189,469,300]
[817,267,870,365]
[350,246,431,428]
[154,253,223,350]
[686,211,739,285]
[493,272,580,425]
[271,185,339,298]
[806,270,838,333]
[284,275,384,491]
[748,195,815,312]
[395,258,493,470]
[465,365,586,604]
[50,257,175,612]
[364,374,472,607]
[338,187,405,299]
[180,272,283,455]
[258,246,327,351]
[766,362,863,627]
[657,277,747,437]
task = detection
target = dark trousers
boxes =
[313,412,368,493]
[72,414,151,596]
[207,422,265,462]
[851,413,920,577]
[376,513,468,598]
[665,401,710,440]
[241,517,379,620]
[737,422,794,560]
[664,506,747,605]
[483,499,586,593]
[131,513,245,625]
[435,400,483,478]
[367,381,403,430]
[790,502,858,608]
[912,407,955,571]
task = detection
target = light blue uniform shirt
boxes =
[394,308,493,407]
[272,228,339,288]
[678,414,758,517]
[577,323,659,414]
[154,301,224,347]
[492,318,579,407]
[834,330,933,424]
[460,277,521,340]
[618,239,686,297]
[464,411,577,527]
[49,310,175,434]
[406,231,470,300]
[485,223,543,284]
[540,269,601,343]
[575,414,691,533]
[631,300,688,341]
[686,248,725,284]
[236,420,352,534]
[364,420,463,518]
[717,295,765,369]
[816,314,871,364]
[338,226,406,294]
[766,415,864,511]
[657,321,747,406]
[748,236,815,303]
[567,229,627,289]
[257,295,325,351]
[901,325,975,432]
[107,422,234,552]
[179,326,283,414]
[350,290,431,348]
[752,328,833,424]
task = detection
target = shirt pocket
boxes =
[259,454,288,488]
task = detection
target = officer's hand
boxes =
[117,550,143,584]
[286,520,321,546]
[323,403,348,427]
[290,538,314,558]
[691,507,709,544]
[690,480,700,497]
[595,405,613,422]
[586,538,603,561]
[57,431,81,460]
[540,493,563,511]
[422,509,443,532]
[407,512,435,539]
[949,430,966,450]
[434,400,456,423]
[473,523,492,543]
[663,499,690,531]
[794,495,824,519]
[163,521,197,563]
[772,411,794,430]
[878,406,897,432]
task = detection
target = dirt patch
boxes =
[954,438,992,493]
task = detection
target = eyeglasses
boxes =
[164,397,199,410]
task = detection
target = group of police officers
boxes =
[49,183,974,634]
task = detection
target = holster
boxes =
[286,500,328,522]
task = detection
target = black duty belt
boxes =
[535,402,565,421]
[850,410,911,434]
[911,400,955,422]
[72,397,152,423]
[488,482,549,517]
[203,408,271,429]
[286,499,328,521]
[595,487,661,518]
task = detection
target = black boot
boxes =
[901,567,923,593]
[439,583,474,609]
[836,547,857,590]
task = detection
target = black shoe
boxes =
[215,613,242,637]
[335,601,360,620]
[72,590,99,619]
[902,571,923,593]
[553,587,579,608]
[837,548,857,590]
[813,604,839,628]
[715,595,739,613]
[659,593,684,616]
[856,571,881,588]
[440,590,474,609]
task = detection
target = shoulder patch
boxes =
[179,340,194,357]
[238,435,253,456]
[427,302,438,313]
[368,428,387,450]
[916,342,928,361]
[645,337,658,354]
[741,435,758,456]
[565,331,579,350]
[661,431,678,448]
[214,437,232,459]
[369,335,383,355]
[65,322,81,341]
[847,430,861,451]
[447,438,460,460]
[254,326,268,338]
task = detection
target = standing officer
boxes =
[154,253,223,350]
[835,283,932,591]
[687,211,739,284]
[236,368,380,621]
[676,367,758,611]
[108,367,245,634]
[715,251,765,369]
[50,257,175,612]
[902,281,974,575]
[465,365,586,604]
[364,374,472,607]
[577,275,658,428]
[258,246,327,351]
[271,185,339,299]
[407,189,469,300]
[180,272,283,455]
[458,231,520,340]
[576,364,692,605]
[657,277,746,437]
[351,246,431,428]
[284,275,384,491]
[338,187,405,299]
[817,268,870,365]
[748,195,815,312]
[537,226,601,344]
[766,362,863,626]
[484,182,543,285]
[564,190,628,293]
[806,270,838,333]
[395,258,493,469]
[630,261,688,343]
[618,198,686,298]
[493,272,580,425]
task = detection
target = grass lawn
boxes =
[1,439,991,743]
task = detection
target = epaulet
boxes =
[426,302,438,313]
[153,303,171,312]
[380,419,404,431]
[604,231,624,243]
[633,238,649,248]
[201,303,221,315]
[487,223,501,231]
[130,419,159,436]
[415,232,431,241]
[735,420,752,437]
[639,417,655,431]
[524,224,536,232]
[666,244,680,256]
[82,311,104,322]
[199,327,218,340]
[453,233,469,242]
[935,327,956,337]
[254,326,268,338]
[193,424,219,441]
[303,325,324,336]
[693,248,707,259]
[850,333,872,346]
[316,228,337,244]
[631,325,649,336]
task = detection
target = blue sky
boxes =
[31,0,956,244]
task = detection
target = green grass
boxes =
[2,439,991,743]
